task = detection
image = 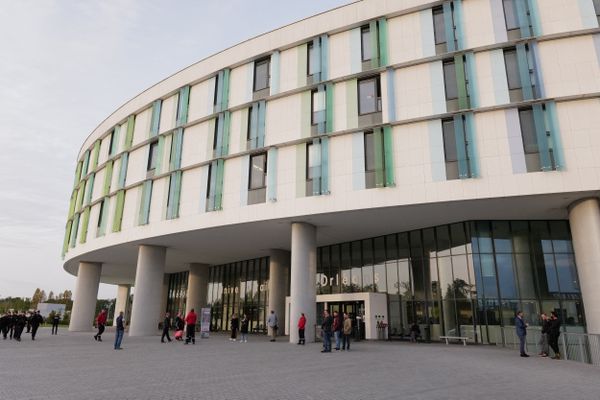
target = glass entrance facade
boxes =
[316,220,584,343]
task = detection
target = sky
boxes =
[0,0,352,300]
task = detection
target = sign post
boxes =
[200,307,211,338]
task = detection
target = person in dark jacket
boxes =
[161,312,172,343]
[539,313,550,357]
[13,312,26,342]
[240,314,249,343]
[30,311,44,340]
[333,311,343,350]
[174,312,185,341]
[548,311,562,360]
[230,313,239,341]
[7,312,15,339]
[51,314,60,335]
[321,310,333,353]
[515,311,529,357]
[26,312,32,333]
[409,322,421,343]
[114,311,125,350]
[0,313,8,339]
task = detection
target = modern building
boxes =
[64,0,600,343]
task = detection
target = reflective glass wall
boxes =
[317,220,584,343]
[166,271,188,318]
[207,257,270,333]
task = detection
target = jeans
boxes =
[240,333,248,342]
[323,330,332,352]
[518,334,526,355]
[334,331,341,349]
[114,329,124,349]
[342,334,351,350]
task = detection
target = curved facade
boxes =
[64,0,600,341]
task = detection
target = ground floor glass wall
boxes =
[206,257,270,333]
[166,271,188,318]
[316,220,584,343]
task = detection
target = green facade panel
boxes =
[112,190,125,232]
[103,160,113,196]
[177,85,190,127]
[138,180,153,225]
[150,99,162,137]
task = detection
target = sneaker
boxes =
[520,354,530,357]
[94,335,98,341]
[233,339,236,342]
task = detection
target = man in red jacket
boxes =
[297,313,306,345]
[184,309,197,345]
[94,308,108,342]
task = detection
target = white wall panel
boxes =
[188,78,215,122]
[180,121,212,169]
[125,147,147,187]
[328,30,352,80]
[265,93,302,146]
[229,62,252,108]
[132,108,151,147]
[159,94,177,134]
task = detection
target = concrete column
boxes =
[186,263,209,315]
[113,285,131,326]
[569,198,600,334]
[268,250,290,336]
[289,222,317,344]
[128,245,166,336]
[69,262,102,332]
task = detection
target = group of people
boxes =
[92,308,125,350]
[0,310,60,341]
[228,313,250,342]
[160,309,198,344]
[515,310,562,359]
[320,310,352,352]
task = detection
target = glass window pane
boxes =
[411,258,426,300]
[351,266,362,290]
[438,257,454,299]
[374,236,386,264]
[433,7,446,44]
[385,234,398,260]
[555,253,579,293]
[386,261,399,295]
[543,254,559,293]
[374,263,387,292]
[147,141,158,171]
[436,225,451,256]
[515,253,536,298]
[452,255,472,298]
[504,49,521,90]
[398,259,412,297]
[496,254,517,299]
[450,223,467,254]
[361,26,372,61]
[362,238,374,265]
[595,0,600,16]
[254,59,270,91]
[480,254,498,298]
[249,154,266,189]
[307,143,321,180]
[511,221,530,253]
[492,221,513,253]
[549,221,573,253]
[518,109,538,154]
[312,90,326,113]
[364,132,375,171]
[443,61,458,100]
[358,78,378,115]
[307,42,316,75]
[503,0,519,30]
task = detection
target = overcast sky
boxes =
[0,0,352,300]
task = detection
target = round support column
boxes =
[128,245,166,336]
[268,250,290,337]
[186,263,209,315]
[113,285,131,326]
[69,262,102,332]
[569,198,600,334]
[289,222,316,344]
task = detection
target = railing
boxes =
[497,327,600,367]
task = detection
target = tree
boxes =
[62,290,72,300]
[40,290,47,303]
[31,288,43,307]
[48,291,55,301]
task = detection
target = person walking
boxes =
[321,310,333,353]
[174,312,185,341]
[297,313,306,345]
[548,311,562,360]
[230,313,239,341]
[8,311,15,340]
[114,311,125,350]
[161,312,172,343]
[267,310,278,342]
[13,312,26,342]
[26,311,32,333]
[539,313,550,357]
[240,314,249,343]
[94,308,108,342]
[515,310,529,357]
[51,313,60,335]
[0,313,8,339]
[342,312,352,351]
[185,308,197,345]
[30,310,44,341]
[332,311,342,351]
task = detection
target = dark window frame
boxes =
[147,140,159,172]
[432,6,446,46]
[248,152,268,190]
[357,76,382,116]
[360,25,372,62]
[213,73,220,107]
[253,57,271,92]
[443,59,459,101]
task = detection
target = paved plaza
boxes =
[2,327,599,400]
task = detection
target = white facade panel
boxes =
[180,121,211,169]
[188,77,215,122]
[149,176,168,223]
[265,93,302,146]
[395,62,438,120]
[229,62,252,108]
[461,0,496,49]
[159,94,177,134]
[125,147,147,187]
[537,0,591,35]
[328,30,352,80]
[279,46,300,93]
[132,108,151,147]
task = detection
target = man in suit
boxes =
[515,310,529,357]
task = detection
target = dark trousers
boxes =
[342,333,351,350]
[518,334,526,355]
[1,326,8,339]
[52,323,59,335]
[31,325,39,340]
[298,328,305,344]
[186,324,195,344]
[549,333,560,355]
[161,328,171,342]
[14,325,24,341]
[323,330,332,352]
[96,324,105,338]
[231,328,237,339]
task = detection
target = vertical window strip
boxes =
[79,207,90,244]
[166,171,182,220]
[62,220,72,256]
[311,37,322,82]
[222,111,231,157]
[76,185,85,211]
[383,126,395,187]
[215,159,225,210]
[214,114,225,157]
[84,173,95,206]
[169,128,184,171]
[453,115,470,178]
[97,197,110,237]
[214,71,224,112]
[69,213,80,248]
[452,0,465,50]
[464,52,478,108]
[515,0,532,37]
[454,54,469,109]
[221,69,230,112]
[207,161,218,211]
[91,140,101,170]
[373,127,385,188]
[442,1,456,52]
[257,100,266,148]
[320,34,329,81]
[118,153,129,189]
[150,99,162,137]
[325,82,334,133]
[125,115,135,150]
[138,180,153,225]
[68,190,77,218]
[81,150,90,177]
[544,101,564,170]
[310,140,322,196]
[154,135,166,175]
[270,51,280,96]
[109,126,120,156]
[248,103,259,150]
[73,161,82,189]
[516,44,534,100]
[386,68,396,122]
[532,103,553,171]
[369,20,380,69]
[112,190,125,232]
[103,160,113,196]
[267,148,278,202]
[176,85,190,127]
[377,17,389,67]
[464,112,479,177]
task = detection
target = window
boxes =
[108,130,116,157]
[594,0,600,24]
[503,0,533,39]
[518,108,541,172]
[213,73,220,107]
[363,130,387,189]
[443,60,458,101]
[307,42,317,76]
[97,200,105,229]
[504,48,522,102]
[248,153,267,204]
[253,57,270,92]
[361,25,372,61]
[147,140,159,172]
[306,142,321,196]
[502,0,519,31]
[442,119,460,180]
[311,89,326,126]
[433,7,446,47]
[358,76,381,115]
